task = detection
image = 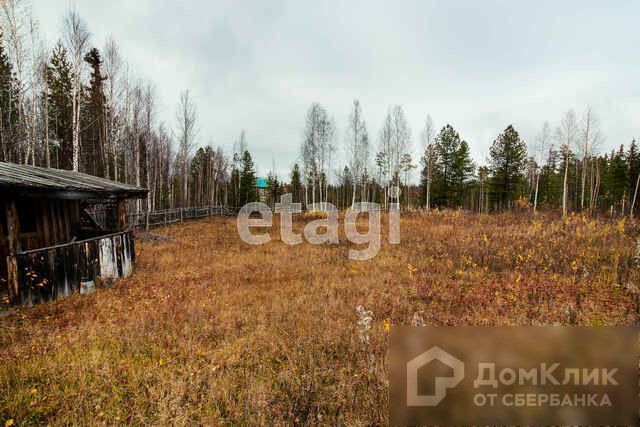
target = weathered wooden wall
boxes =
[0,199,80,250]
[0,208,7,303]
[14,231,135,306]
[27,199,80,250]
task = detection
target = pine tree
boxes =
[489,125,528,209]
[47,41,74,169]
[430,124,473,207]
[266,171,280,206]
[290,163,302,203]
[81,47,107,176]
[239,150,257,206]
[627,139,640,216]
[604,146,629,213]
[537,147,562,208]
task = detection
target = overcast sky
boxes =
[33,0,639,180]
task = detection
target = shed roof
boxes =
[0,162,148,200]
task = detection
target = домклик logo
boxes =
[406,346,465,406]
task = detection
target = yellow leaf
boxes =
[384,320,391,332]
[5,420,14,427]
[407,263,418,278]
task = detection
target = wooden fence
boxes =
[14,230,135,306]
[5,207,237,307]
[126,205,237,230]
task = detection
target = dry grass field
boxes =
[1,212,639,425]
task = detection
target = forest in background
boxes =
[1,1,639,216]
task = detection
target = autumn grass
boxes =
[1,212,638,425]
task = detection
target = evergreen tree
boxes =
[603,146,629,211]
[239,150,258,205]
[429,124,474,207]
[47,41,74,169]
[266,171,281,206]
[489,125,528,209]
[537,147,562,208]
[81,47,107,176]
[290,163,302,203]
[627,139,640,215]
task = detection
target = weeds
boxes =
[0,212,638,425]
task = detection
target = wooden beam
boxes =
[62,200,71,241]
[56,200,65,242]
[5,200,21,303]
[50,202,59,245]
[71,200,80,232]
[35,200,44,248]
[41,201,51,247]
[117,201,126,230]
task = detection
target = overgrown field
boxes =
[1,212,639,425]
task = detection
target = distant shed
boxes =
[0,162,147,306]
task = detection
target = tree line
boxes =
[1,1,638,217]
[294,101,639,218]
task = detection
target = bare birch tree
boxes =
[578,107,602,213]
[420,114,435,210]
[144,83,155,212]
[532,121,550,214]
[63,7,90,171]
[103,36,123,180]
[1,0,28,163]
[301,103,333,210]
[130,82,143,211]
[378,113,393,207]
[176,89,197,207]
[25,13,40,165]
[390,105,411,186]
[556,110,577,217]
[36,45,50,167]
[345,99,368,207]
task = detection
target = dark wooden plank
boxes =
[50,202,59,245]
[117,201,126,230]
[35,200,44,248]
[5,200,20,303]
[42,200,52,247]
[62,200,71,242]
[56,200,65,243]
[71,243,81,294]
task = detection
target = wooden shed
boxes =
[0,162,147,306]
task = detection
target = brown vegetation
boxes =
[1,212,638,425]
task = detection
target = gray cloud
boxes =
[33,0,639,180]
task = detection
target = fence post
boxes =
[145,209,150,232]
[164,210,167,226]
[180,207,183,223]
